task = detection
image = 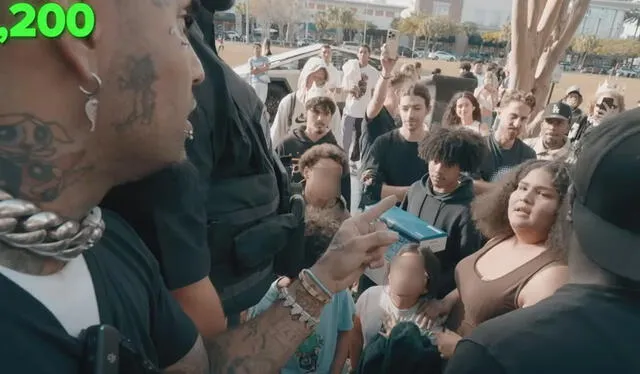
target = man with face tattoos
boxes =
[0,0,400,373]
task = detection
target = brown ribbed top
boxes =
[446,237,558,337]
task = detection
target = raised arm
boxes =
[366,55,397,120]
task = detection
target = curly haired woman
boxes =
[425,160,571,359]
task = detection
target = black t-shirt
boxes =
[101,162,210,290]
[478,135,536,182]
[363,129,427,188]
[360,106,396,163]
[0,210,198,373]
[445,284,640,374]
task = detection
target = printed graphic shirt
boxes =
[248,281,355,373]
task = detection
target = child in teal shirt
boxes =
[248,144,355,373]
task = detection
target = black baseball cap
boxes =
[544,102,572,121]
[572,108,640,281]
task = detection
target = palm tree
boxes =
[398,13,423,51]
[314,11,330,39]
[572,35,600,67]
[390,17,402,30]
[461,21,478,36]
[338,9,357,41]
[327,7,356,42]
[624,9,640,39]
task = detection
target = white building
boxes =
[303,0,405,30]
[459,0,512,32]
[461,0,636,39]
[576,0,636,39]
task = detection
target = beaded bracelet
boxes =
[301,268,333,298]
[278,285,320,330]
[299,271,331,305]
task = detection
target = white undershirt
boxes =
[0,255,100,337]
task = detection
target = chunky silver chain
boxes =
[0,188,105,261]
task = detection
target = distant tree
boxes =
[398,13,424,50]
[327,6,357,42]
[597,39,640,57]
[571,35,600,66]
[461,21,478,36]
[315,11,330,39]
[624,8,640,39]
[391,17,402,30]
[500,22,511,47]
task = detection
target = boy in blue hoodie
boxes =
[402,127,488,298]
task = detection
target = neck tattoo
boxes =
[0,188,105,274]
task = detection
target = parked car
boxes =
[412,50,427,58]
[398,45,414,57]
[460,52,491,62]
[234,44,381,121]
[296,38,314,47]
[341,41,361,51]
[428,51,457,61]
[613,68,638,78]
[224,31,241,41]
[580,66,605,74]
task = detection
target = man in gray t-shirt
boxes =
[248,43,270,104]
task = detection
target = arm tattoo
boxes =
[166,281,324,374]
[205,280,324,374]
[112,55,158,133]
[164,336,210,374]
[0,113,92,203]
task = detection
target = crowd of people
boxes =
[1,0,639,373]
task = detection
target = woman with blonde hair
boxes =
[568,83,625,144]
[474,71,499,127]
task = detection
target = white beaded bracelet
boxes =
[278,285,320,330]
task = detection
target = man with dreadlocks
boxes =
[401,127,488,298]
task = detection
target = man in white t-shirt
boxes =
[320,44,341,96]
[341,44,380,163]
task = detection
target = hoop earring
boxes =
[79,73,102,132]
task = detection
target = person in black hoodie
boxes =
[275,90,352,205]
[276,91,338,181]
[402,128,487,297]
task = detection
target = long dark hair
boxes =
[262,38,272,55]
[441,91,482,127]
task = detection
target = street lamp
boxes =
[245,0,251,43]
[363,2,368,43]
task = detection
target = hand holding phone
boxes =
[385,29,399,60]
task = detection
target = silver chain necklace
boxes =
[0,188,105,261]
